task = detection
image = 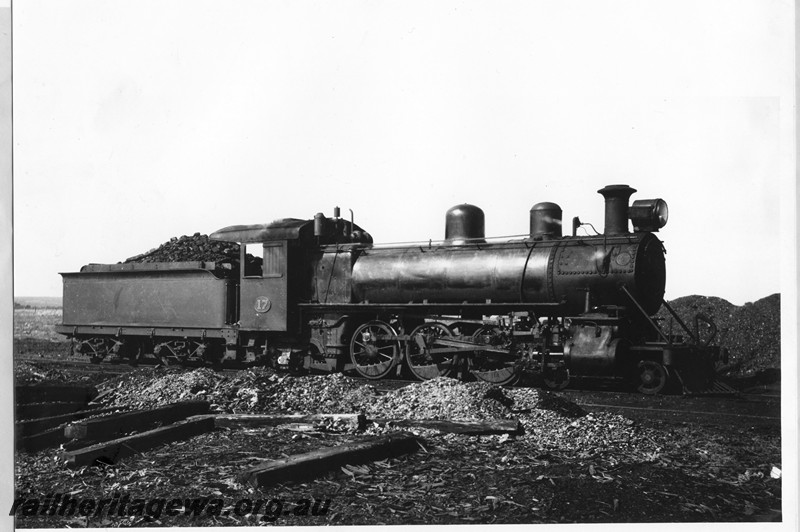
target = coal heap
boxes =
[123,233,239,264]
[656,294,781,377]
[122,233,261,274]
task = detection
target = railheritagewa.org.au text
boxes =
[10,493,332,522]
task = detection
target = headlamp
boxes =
[629,199,668,232]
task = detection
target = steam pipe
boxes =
[349,208,354,237]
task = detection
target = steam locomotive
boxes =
[56,184,726,394]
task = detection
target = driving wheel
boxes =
[405,322,455,381]
[350,320,400,379]
[469,327,521,386]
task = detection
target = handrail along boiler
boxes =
[57,185,725,394]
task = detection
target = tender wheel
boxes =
[203,342,226,367]
[636,360,669,395]
[469,327,521,386]
[153,342,173,366]
[84,338,109,364]
[406,322,455,381]
[153,339,208,366]
[124,340,145,366]
[543,365,570,390]
[350,321,400,380]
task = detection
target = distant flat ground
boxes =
[14,296,62,308]
[14,307,63,343]
[14,296,63,343]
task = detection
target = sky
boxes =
[10,0,795,307]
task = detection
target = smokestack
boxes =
[597,184,636,235]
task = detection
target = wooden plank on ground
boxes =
[16,401,91,420]
[16,405,127,438]
[87,389,114,405]
[375,418,521,435]
[64,401,210,441]
[63,417,215,468]
[189,413,366,431]
[18,426,70,453]
[15,384,98,405]
[238,433,420,488]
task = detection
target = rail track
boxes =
[558,387,781,429]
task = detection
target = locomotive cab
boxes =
[210,220,307,334]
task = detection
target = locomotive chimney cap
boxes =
[597,184,637,196]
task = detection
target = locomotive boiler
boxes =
[57,184,725,394]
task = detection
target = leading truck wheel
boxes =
[543,366,570,390]
[406,322,455,381]
[636,360,669,395]
[350,321,400,380]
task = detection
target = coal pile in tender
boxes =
[122,232,261,274]
[656,294,780,378]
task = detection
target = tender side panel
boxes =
[61,270,233,329]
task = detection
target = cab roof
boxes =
[210,218,310,243]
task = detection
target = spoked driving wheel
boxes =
[469,327,521,386]
[636,360,669,395]
[350,320,400,379]
[406,322,456,381]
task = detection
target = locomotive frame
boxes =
[56,184,727,394]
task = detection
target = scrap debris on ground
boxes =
[13,369,782,526]
[97,368,583,423]
[14,362,73,386]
